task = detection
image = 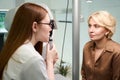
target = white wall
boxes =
[0,0,16,9]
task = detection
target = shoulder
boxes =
[106,40,120,54]
[12,42,43,63]
[106,40,120,50]
[83,41,93,49]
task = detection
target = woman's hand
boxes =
[46,43,58,65]
[46,43,58,80]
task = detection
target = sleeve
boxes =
[20,56,49,80]
[81,46,87,80]
[81,62,87,80]
[112,52,120,80]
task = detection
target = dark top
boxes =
[81,39,120,80]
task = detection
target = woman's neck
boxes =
[94,38,109,49]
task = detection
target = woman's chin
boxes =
[40,39,49,42]
[45,39,49,42]
[90,38,96,41]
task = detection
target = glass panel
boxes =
[50,0,73,79]
[80,0,120,80]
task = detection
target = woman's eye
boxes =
[94,24,100,28]
[88,24,91,28]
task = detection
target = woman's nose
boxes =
[89,26,94,32]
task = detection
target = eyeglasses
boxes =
[38,21,52,26]
[39,22,51,25]
[38,20,55,29]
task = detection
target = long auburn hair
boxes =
[0,2,47,79]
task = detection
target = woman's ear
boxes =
[32,22,38,32]
[105,31,110,38]
[105,31,109,36]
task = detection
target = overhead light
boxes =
[86,0,93,3]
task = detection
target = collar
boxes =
[90,39,114,53]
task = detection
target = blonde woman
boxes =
[81,11,120,80]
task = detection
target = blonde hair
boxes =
[88,11,116,38]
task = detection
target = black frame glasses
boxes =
[38,22,51,26]
[38,20,55,29]
[38,20,52,26]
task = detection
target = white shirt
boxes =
[3,42,49,80]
